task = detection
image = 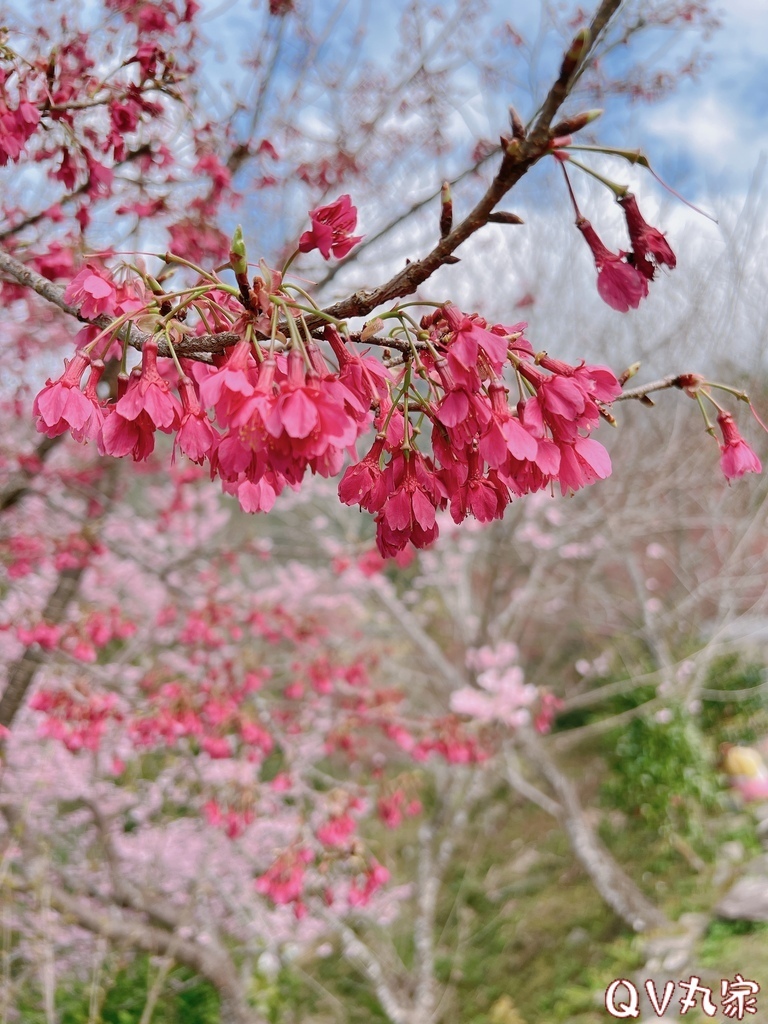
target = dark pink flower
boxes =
[298,194,362,260]
[70,360,107,445]
[63,264,117,318]
[442,304,510,374]
[229,473,280,514]
[33,351,94,437]
[317,814,356,848]
[197,340,258,425]
[619,193,676,281]
[264,350,358,448]
[115,340,182,431]
[100,407,157,461]
[556,436,612,495]
[100,372,157,461]
[255,849,312,906]
[383,455,439,535]
[338,437,388,511]
[175,377,218,464]
[717,411,762,480]
[479,382,538,467]
[576,217,649,312]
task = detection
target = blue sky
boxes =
[198,0,767,248]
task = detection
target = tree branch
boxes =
[41,887,262,1024]
[516,727,668,932]
[615,374,690,403]
[325,915,409,1024]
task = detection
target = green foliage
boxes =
[602,708,720,843]
[699,654,768,745]
[17,958,221,1024]
[699,918,768,970]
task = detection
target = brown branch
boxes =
[615,374,689,403]
[314,145,503,292]
[0,247,84,320]
[312,1,625,328]
[0,246,222,360]
[527,0,622,148]
[2,2,626,361]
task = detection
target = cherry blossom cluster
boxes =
[552,150,677,313]
[0,3,196,180]
[32,190,764,560]
[0,0,237,297]
[21,564,483,917]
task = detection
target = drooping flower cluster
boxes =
[32,190,764,561]
[338,304,620,555]
[557,146,676,312]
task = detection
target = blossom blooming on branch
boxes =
[33,350,95,438]
[619,192,677,280]
[576,217,649,312]
[298,194,362,260]
[115,339,182,431]
[63,264,118,319]
[26,163,764,557]
[716,411,762,480]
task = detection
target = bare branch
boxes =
[517,727,668,932]
[324,914,409,1024]
[615,374,689,403]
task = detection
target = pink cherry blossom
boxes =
[717,411,762,480]
[63,264,118,319]
[175,377,218,464]
[619,192,676,281]
[115,340,182,431]
[298,194,362,260]
[33,350,94,437]
[338,436,388,511]
[576,217,649,312]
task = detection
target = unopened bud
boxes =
[559,27,590,81]
[509,105,525,140]
[229,225,248,276]
[487,211,524,225]
[550,109,602,138]
[619,362,641,385]
[440,182,453,238]
[502,134,520,157]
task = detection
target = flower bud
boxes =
[550,109,602,138]
[439,182,453,238]
[618,362,641,385]
[559,27,590,81]
[229,225,248,276]
[487,211,524,225]
[508,105,525,140]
